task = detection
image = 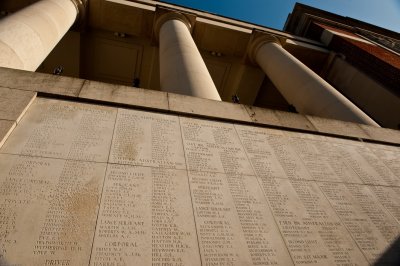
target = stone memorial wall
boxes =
[0,97,399,266]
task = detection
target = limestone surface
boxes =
[0,98,399,266]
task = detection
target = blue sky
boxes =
[162,0,400,33]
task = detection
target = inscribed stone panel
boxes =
[91,165,200,265]
[318,182,400,264]
[368,186,400,224]
[284,131,363,184]
[259,177,368,265]
[180,117,253,175]
[0,87,36,122]
[330,141,400,186]
[235,125,312,180]
[366,143,400,182]
[188,171,293,266]
[109,108,185,169]
[0,154,106,266]
[1,98,117,162]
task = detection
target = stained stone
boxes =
[0,120,15,148]
[91,165,201,265]
[180,117,254,175]
[307,115,369,138]
[0,154,106,266]
[189,171,294,266]
[79,80,169,110]
[0,98,117,162]
[0,87,36,122]
[0,67,84,97]
[109,108,186,169]
[258,178,368,265]
[168,93,252,122]
[245,105,281,126]
[275,110,316,131]
[318,182,400,264]
[360,124,400,144]
[1,97,400,266]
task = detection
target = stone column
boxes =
[155,12,221,101]
[0,0,83,71]
[250,35,379,126]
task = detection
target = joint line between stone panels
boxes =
[106,160,225,175]
[0,152,107,164]
[281,133,372,263]
[338,145,371,186]
[77,80,87,96]
[88,107,119,265]
[177,115,203,266]
[279,132,316,182]
[105,107,119,168]
[0,118,16,123]
[16,92,37,124]
[166,92,171,110]
[87,162,110,266]
[232,123,296,266]
[316,182,371,264]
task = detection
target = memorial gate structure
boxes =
[0,1,399,265]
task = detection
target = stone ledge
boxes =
[245,105,281,126]
[245,105,317,132]
[275,110,317,131]
[0,87,37,123]
[0,120,16,149]
[79,80,169,111]
[168,93,251,122]
[0,67,399,145]
[0,67,84,97]
[360,124,400,144]
[307,115,369,139]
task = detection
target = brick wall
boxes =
[310,22,400,97]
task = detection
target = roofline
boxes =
[285,2,400,39]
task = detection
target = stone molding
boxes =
[247,33,282,64]
[0,67,399,145]
[154,11,193,42]
[70,0,87,26]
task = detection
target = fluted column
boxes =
[249,35,378,126]
[0,0,82,71]
[155,12,221,101]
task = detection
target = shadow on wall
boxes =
[374,235,400,265]
[0,255,11,266]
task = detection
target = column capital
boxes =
[154,11,193,42]
[70,0,87,26]
[248,32,282,64]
